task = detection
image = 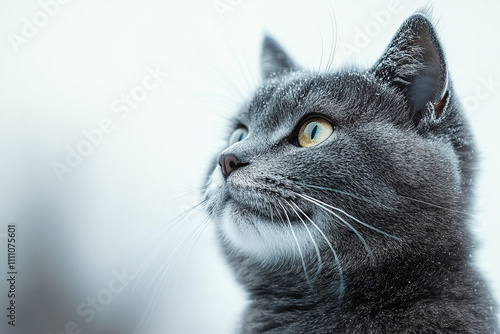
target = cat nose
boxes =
[218,154,245,178]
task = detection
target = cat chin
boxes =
[219,202,317,263]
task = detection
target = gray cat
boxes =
[204,13,499,333]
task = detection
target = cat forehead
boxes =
[237,70,405,128]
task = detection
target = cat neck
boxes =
[223,234,493,333]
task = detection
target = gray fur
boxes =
[204,13,499,333]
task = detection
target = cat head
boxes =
[204,13,474,268]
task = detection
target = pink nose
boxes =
[218,154,241,178]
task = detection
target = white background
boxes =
[0,1,498,333]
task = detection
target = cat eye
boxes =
[228,127,248,146]
[296,118,334,147]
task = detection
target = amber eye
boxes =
[228,127,248,146]
[296,118,334,147]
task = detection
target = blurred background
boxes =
[0,0,498,333]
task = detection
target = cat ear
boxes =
[373,14,448,120]
[261,35,297,80]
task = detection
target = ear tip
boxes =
[263,33,272,41]
[263,35,278,50]
[261,34,297,79]
[409,12,432,21]
[399,12,443,53]
[404,12,437,33]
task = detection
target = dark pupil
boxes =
[238,132,245,141]
[311,124,318,140]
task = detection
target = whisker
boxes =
[133,212,212,334]
[277,200,312,286]
[284,199,323,279]
[226,43,257,94]
[294,193,375,261]
[296,182,392,210]
[188,59,247,103]
[192,93,243,111]
[164,186,208,206]
[142,213,210,297]
[296,181,470,216]
[325,1,339,72]
[396,194,471,216]
[136,200,206,260]
[316,25,325,73]
[290,200,345,298]
[153,214,212,311]
[131,199,209,294]
[296,192,400,241]
[129,198,208,257]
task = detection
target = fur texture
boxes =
[204,13,499,333]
